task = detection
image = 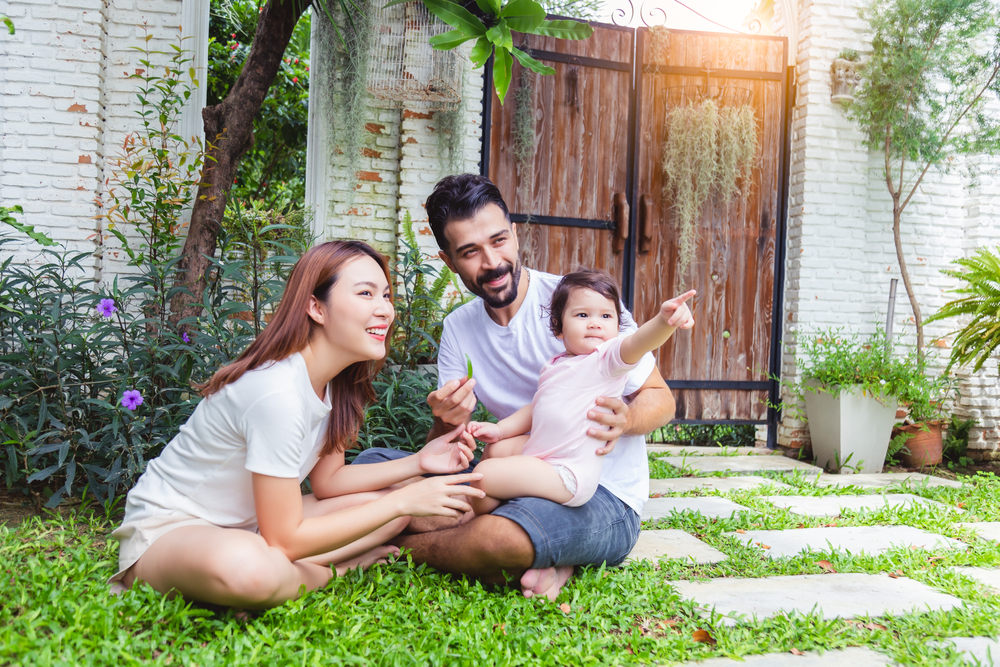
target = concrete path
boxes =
[727,525,967,559]
[662,455,824,475]
[958,522,1000,543]
[760,493,957,517]
[650,476,792,494]
[626,530,728,565]
[648,445,779,456]
[641,497,753,520]
[671,573,963,626]
[814,472,965,489]
[950,566,1000,594]
[681,647,897,666]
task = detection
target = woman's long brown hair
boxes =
[200,240,392,456]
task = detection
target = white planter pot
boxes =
[803,384,898,474]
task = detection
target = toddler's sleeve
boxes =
[597,337,640,379]
[243,392,310,478]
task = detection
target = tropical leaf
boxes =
[501,0,546,33]
[493,46,514,104]
[531,18,593,40]
[470,35,492,68]
[429,29,478,50]
[421,0,488,36]
[511,47,555,75]
[927,246,1000,372]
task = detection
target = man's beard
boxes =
[471,260,522,309]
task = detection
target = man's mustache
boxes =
[477,264,513,288]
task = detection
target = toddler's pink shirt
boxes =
[520,336,639,507]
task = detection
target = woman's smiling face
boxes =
[556,287,620,356]
[316,255,394,363]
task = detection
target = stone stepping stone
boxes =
[641,497,753,520]
[958,522,1000,543]
[727,525,968,559]
[686,647,896,666]
[626,530,727,565]
[814,472,964,489]
[936,637,1000,665]
[662,455,824,475]
[650,476,792,494]
[950,566,1000,594]
[672,572,962,626]
[761,493,956,517]
[647,445,779,456]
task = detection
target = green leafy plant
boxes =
[407,0,594,104]
[926,245,1000,372]
[835,48,860,62]
[795,329,916,401]
[647,424,756,448]
[943,414,977,466]
[885,430,913,466]
[848,0,1000,360]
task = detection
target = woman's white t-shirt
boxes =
[121,352,332,529]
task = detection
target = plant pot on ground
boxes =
[891,369,957,467]
[795,329,914,474]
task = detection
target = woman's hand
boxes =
[389,473,484,518]
[417,424,477,474]
[467,421,502,444]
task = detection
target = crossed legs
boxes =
[121,491,406,609]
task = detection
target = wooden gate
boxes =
[482,23,791,443]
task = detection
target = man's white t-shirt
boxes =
[438,270,655,515]
[122,352,332,529]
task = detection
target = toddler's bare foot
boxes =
[520,566,574,602]
[334,545,399,576]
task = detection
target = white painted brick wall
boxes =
[777,0,1000,453]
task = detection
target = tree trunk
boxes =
[170,0,310,325]
[892,202,924,362]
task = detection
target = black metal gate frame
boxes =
[479,24,793,448]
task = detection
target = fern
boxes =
[926,246,1000,372]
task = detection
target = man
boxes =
[355,174,675,601]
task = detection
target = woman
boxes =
[110,241,483,609]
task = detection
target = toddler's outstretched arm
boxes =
[468,404,533,444]
[620,290,697,364]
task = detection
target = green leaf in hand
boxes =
[493,46,514,104]
[470,35,492,68]
[532,19,594,40]
[511,47,555,75]
[421,0,488,37]
[466,353,474,379]
[429,29,478,50]
[501,0,546,33]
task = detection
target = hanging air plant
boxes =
[661,97,759,281]
[512,67,536,171]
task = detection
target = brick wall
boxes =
[776,0,1000,453]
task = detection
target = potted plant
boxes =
[830,48,861,105]
[891,365,957,467]
[794,329,912,474]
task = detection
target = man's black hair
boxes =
[425,174,511,254]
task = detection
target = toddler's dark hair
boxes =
[548,268,624,337]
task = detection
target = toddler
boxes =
[467,269,695,514]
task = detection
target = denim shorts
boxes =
[352,447,641,569]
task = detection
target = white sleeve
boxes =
[243,392,310,478]
[437,315,467,390]
[619,302,657,395]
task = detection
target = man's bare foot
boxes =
[334,545,400,576]
[520,566,574,602]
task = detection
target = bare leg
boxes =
[123,491,410,609]
[471,456,573,516]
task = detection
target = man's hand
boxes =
[427,376,478,428]
[587,396,629,456]
[417,424,477,474]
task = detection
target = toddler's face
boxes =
[556,287,619,356]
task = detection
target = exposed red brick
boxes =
[405,137,418,144]
[403,109,433,119]
[356,171,382,182]
[418,227,432,235]
[364,123,385,134]
[67,103,87,113]
[78,155,92,164]
[344,207,371,216]
[361,148,382,158]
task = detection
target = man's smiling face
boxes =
[439,203,522,309]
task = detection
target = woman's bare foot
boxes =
[520,566,574,602]
[334,545,400,576]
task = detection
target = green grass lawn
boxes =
[5,461,1000,666]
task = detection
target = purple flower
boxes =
[182,332,190,343]
[96,298,117,318]
[121,389,143,411]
